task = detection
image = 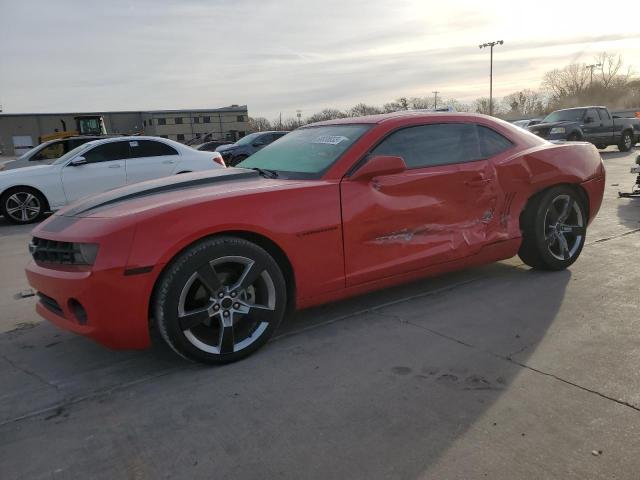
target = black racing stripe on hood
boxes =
[64,168,260,217]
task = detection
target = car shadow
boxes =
[1,257,571,478]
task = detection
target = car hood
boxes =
[0,163,57,178]
[0,159,54,171]
[57,168,300,218]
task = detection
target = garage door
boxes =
[12,135,34,156]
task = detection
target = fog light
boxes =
[68,298,88,325]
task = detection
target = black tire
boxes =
[596,144,607,150]
[567,132,581,142]
[153,236,287,364]
[0,187,47,225]
[518,186,587,270]
[228,154,248,167]
[618,131,633,152]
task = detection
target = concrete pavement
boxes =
[0,148,639,479]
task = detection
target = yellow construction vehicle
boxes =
[39,115,107,143]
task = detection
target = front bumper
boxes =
[25,261,157,350]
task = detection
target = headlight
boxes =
[29,237,99,265]
[75,243,99,265]
[550,127,566,134]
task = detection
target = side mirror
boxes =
[69,156,87,166]
[351,155,406,181]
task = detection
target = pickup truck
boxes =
[528,106,640,151]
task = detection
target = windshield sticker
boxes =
[312,135,348,145]
[129,141,139,147]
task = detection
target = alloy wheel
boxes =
[543,194,585,261]
[177,256,276,354]
[5,192,41,222]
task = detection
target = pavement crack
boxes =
[0,353,60,391]
[587,227,640,245]
[381,315,640,414]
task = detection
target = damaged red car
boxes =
[25,112,605,364]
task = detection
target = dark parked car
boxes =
[216,131,288,166]
[194,140,232,152]
[0,136,105,171]
[528,106,640,151]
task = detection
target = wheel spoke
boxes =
[6,206,20,214]
[562,224,585,236]
[234,260,265,291]
[245,305,276,324]
[20,209,28,221]
[219,320,235,354]
[196,263,222,294]
[179,308,212,330]
[24,193,34,205]
[558,198,573,223]
[557,233,570,260]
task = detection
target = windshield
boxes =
[235,132,262,146]
[542,109,586,123]
[52,142,93,165]
[237,125,370,178]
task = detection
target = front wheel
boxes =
[518,186,587,270]
[618,131,633,152]
[153,236,287,364]
[1,187,47,224]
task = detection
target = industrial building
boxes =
[0,105,249,155]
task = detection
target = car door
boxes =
[125,139,179,184]
[582,108,601,143]
[340,122,510,287]
[597,108,614,144]
[61,141,127,203]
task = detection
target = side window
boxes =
[598,109,610,120]
[33,142,65,160]
[585,109,598,122]
[371,123,482,169]
[261,134,275,144]
[128,140,178,158]
[82,142,129,163]
[478,126,513,158]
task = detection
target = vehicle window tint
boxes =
[127,140,178,158]
[478,126,513,157]
[260,134,275,144]
[371,123,482,169]
[585,109,598,122]
[82,142,129,163]
[33,142,65,160]
[598,109,610,120]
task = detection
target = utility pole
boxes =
[296,110,302,127]
[279,112,282,130]
[479,40,504,116]
[432,91,439,109]
[586,63,602,86]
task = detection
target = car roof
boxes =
[307,111,495,127]
[554,106,606,111]
[81,135,183,148]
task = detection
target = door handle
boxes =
[162,160,175,164]
[465,177,491,187]
[108,164,121,168]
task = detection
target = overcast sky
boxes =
[1,0,639,120]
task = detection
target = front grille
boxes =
[37,292,64,317]
[29,237,79,264]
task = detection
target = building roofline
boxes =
[0,105,248,117]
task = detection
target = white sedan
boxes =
[0,136,226,224]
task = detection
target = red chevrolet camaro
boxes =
[25,112,605,364]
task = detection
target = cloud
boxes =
[0,0,638,118]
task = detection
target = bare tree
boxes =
[248,116,272,132]
[502,89,545,116]
[542,63,590,99]
[595,52,632,88]
[306,108,347,123]
[383,97,410,112]
[473,97,501,115]
[348,103,383,117]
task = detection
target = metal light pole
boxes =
[479,40,504,116]
[586,63,602,86]
[296,109,302,127]
[432,91,439,109]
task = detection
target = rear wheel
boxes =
[618,131,633,152]
[1,187,47,224]
[518,186,587,270]
[153,236,287,364]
